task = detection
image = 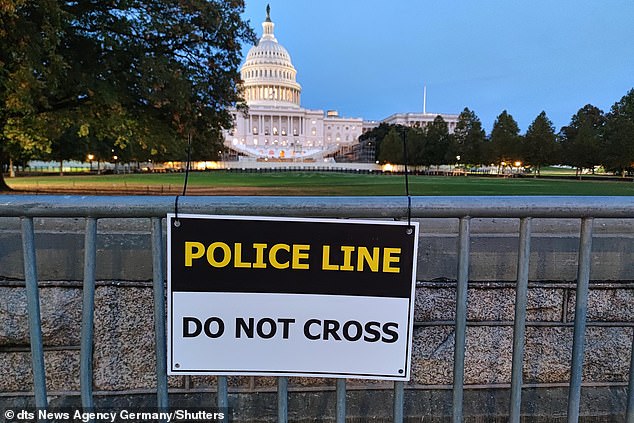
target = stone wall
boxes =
[1,216,633,421]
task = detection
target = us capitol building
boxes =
[224,6,458,162]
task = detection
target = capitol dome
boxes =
[240,5,301,108]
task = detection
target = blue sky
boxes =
[240,1,634,133]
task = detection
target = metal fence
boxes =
[1,194,634,422]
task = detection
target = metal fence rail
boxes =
[2,195,634,422]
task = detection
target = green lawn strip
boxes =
[6,172,634,196]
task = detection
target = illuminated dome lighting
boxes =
[240,5,301,108]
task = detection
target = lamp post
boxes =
[87,154,94,172]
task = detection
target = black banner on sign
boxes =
[169,215,417,298]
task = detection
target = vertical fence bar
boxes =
[567,217,593,423]
[278,376,288,423]
[453,217,471,423]
[21,217,48,411]
[627,332,634,423]
[151,217,169,411]
[509,217,532,422]
[336,378,346,423]
[393,381,405,423]
[217,376,228,410]
[80,218,97,412]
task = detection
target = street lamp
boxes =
[87,154,94,172]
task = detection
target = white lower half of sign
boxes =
[169,292,413,380]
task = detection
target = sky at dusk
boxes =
[240,1,634,133]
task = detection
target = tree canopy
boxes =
[559,104,605,176]
[490,110,521,166]
[421,115,452,167]
[523,111,557,175]
[0,0,255,189]
[377,127,405,164]
[453,107,487,165]
[603,89,634,176]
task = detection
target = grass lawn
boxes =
[6,171,634,196]
[530,166,578,176]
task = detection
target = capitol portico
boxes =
[224,6,458,162]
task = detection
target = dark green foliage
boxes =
[453,108,487,165]
[48,125,89,174]
[602,89,634,176]
[421,115,451,167]
[359,122,393,162]
[523,111,557,175]
[0,0,255,188]
[490,110,522,166]
[559,104,605,176]
[405,128,424,166]
[377,127,404,164]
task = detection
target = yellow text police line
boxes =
[184,241,402,273]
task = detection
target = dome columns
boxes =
[245,85,300,106]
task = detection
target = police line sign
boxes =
[167,214,419,380]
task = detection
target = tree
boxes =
[48,126,89,175]
[421,115,450,167]
[377,128,403,164]
[453,107,487,165]
[0,0,255,190]
[374,125,423,166]
[602,89,634,177]
[359,123,393,162]
[405,128,425,166]
[490,110,522,169]
[523,111,557,176]
[559,104,605,178]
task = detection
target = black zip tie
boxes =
[401,127,413,230]
[174,133,193,227]
[174,195,181,227]
[182,133,192,196]
[407,195,412,229]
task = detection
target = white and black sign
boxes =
[167,214,418,380]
